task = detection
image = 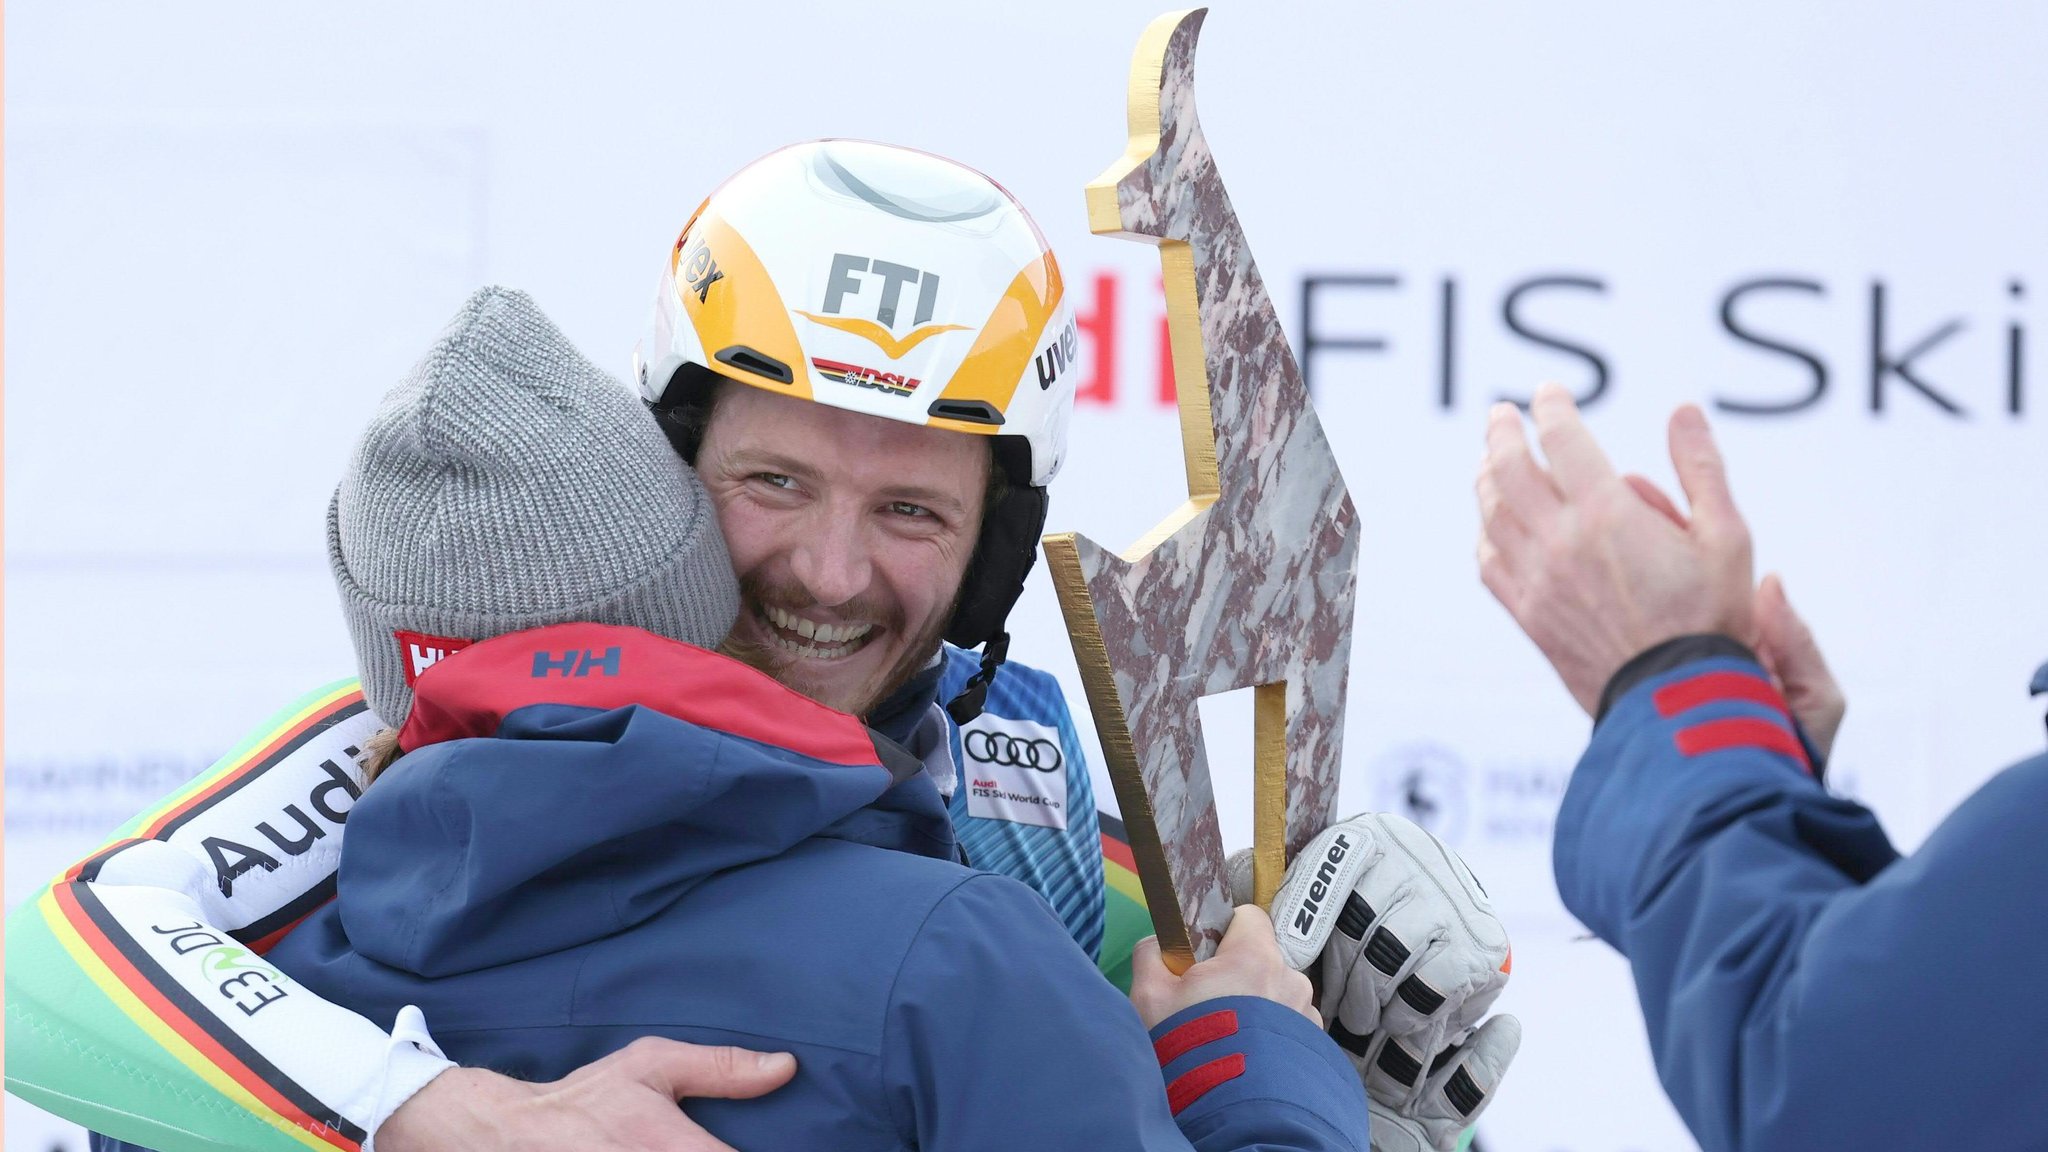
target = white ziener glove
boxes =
[1359,1017,1519,1152]
[1229,813,1519,1152]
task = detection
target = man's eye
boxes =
[756,473,797,490]
[888,501,933,518]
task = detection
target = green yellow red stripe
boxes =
[41,884,361,1152]
[1100,830,1137,874]
[1100,832,1147,907]
[1104,861,1147,908]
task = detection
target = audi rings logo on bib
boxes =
[965,730,1063,773]
[960,716,1068,830]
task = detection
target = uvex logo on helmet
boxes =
[1036,321,1080,390]
[680,241,723,304]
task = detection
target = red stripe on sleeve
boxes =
[1166,1054,1246,1115]
[1654,671,1788,720]
[1153,1008,1239,1067]
[1674,717,1812,773]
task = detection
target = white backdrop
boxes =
[7,4,2046,1150]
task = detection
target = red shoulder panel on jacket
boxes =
[398,623,878,768]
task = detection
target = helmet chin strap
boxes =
[944,630,1010,725]
[939,452,1040,727]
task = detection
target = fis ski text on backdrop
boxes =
[1299,273,2034,417]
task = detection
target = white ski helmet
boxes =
[634,140,1081,714]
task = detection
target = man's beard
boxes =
[718,571,956,718]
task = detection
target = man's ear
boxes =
[651,367,730,464]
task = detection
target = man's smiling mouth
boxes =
[761,602,876,660]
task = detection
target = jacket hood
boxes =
[338,623,955,977]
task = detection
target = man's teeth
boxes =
[763,604,873,646]
[774,633,846,659]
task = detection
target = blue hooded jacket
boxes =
[265,623,1370,1151]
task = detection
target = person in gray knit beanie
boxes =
[329,285,739,731]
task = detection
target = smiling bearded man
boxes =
[697,380,993,719]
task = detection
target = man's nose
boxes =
[788,509,873,608]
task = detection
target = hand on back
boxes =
[377,1038,796,1152]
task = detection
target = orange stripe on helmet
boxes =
[925,252,1065,435]
[674,216,814,401]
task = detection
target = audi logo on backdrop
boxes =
[964,731,1063,772]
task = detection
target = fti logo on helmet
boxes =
[796,253,969,362]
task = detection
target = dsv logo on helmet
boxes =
[964,730,1062,772]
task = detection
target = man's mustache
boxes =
[737,572,894,632]
[716,572,898,667]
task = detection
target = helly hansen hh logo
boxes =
[394,630,473,685]
[532,647,622,678]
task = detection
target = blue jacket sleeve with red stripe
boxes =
[881,874,1368,1151]
[1556,652,2048,1150]
[1150,999,1371,1152]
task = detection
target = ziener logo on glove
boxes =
[1289,832,1351,941]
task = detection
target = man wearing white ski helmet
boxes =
[627,141,1110,975]
[635,139,1076,725]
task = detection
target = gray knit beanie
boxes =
[329,286,739,729]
